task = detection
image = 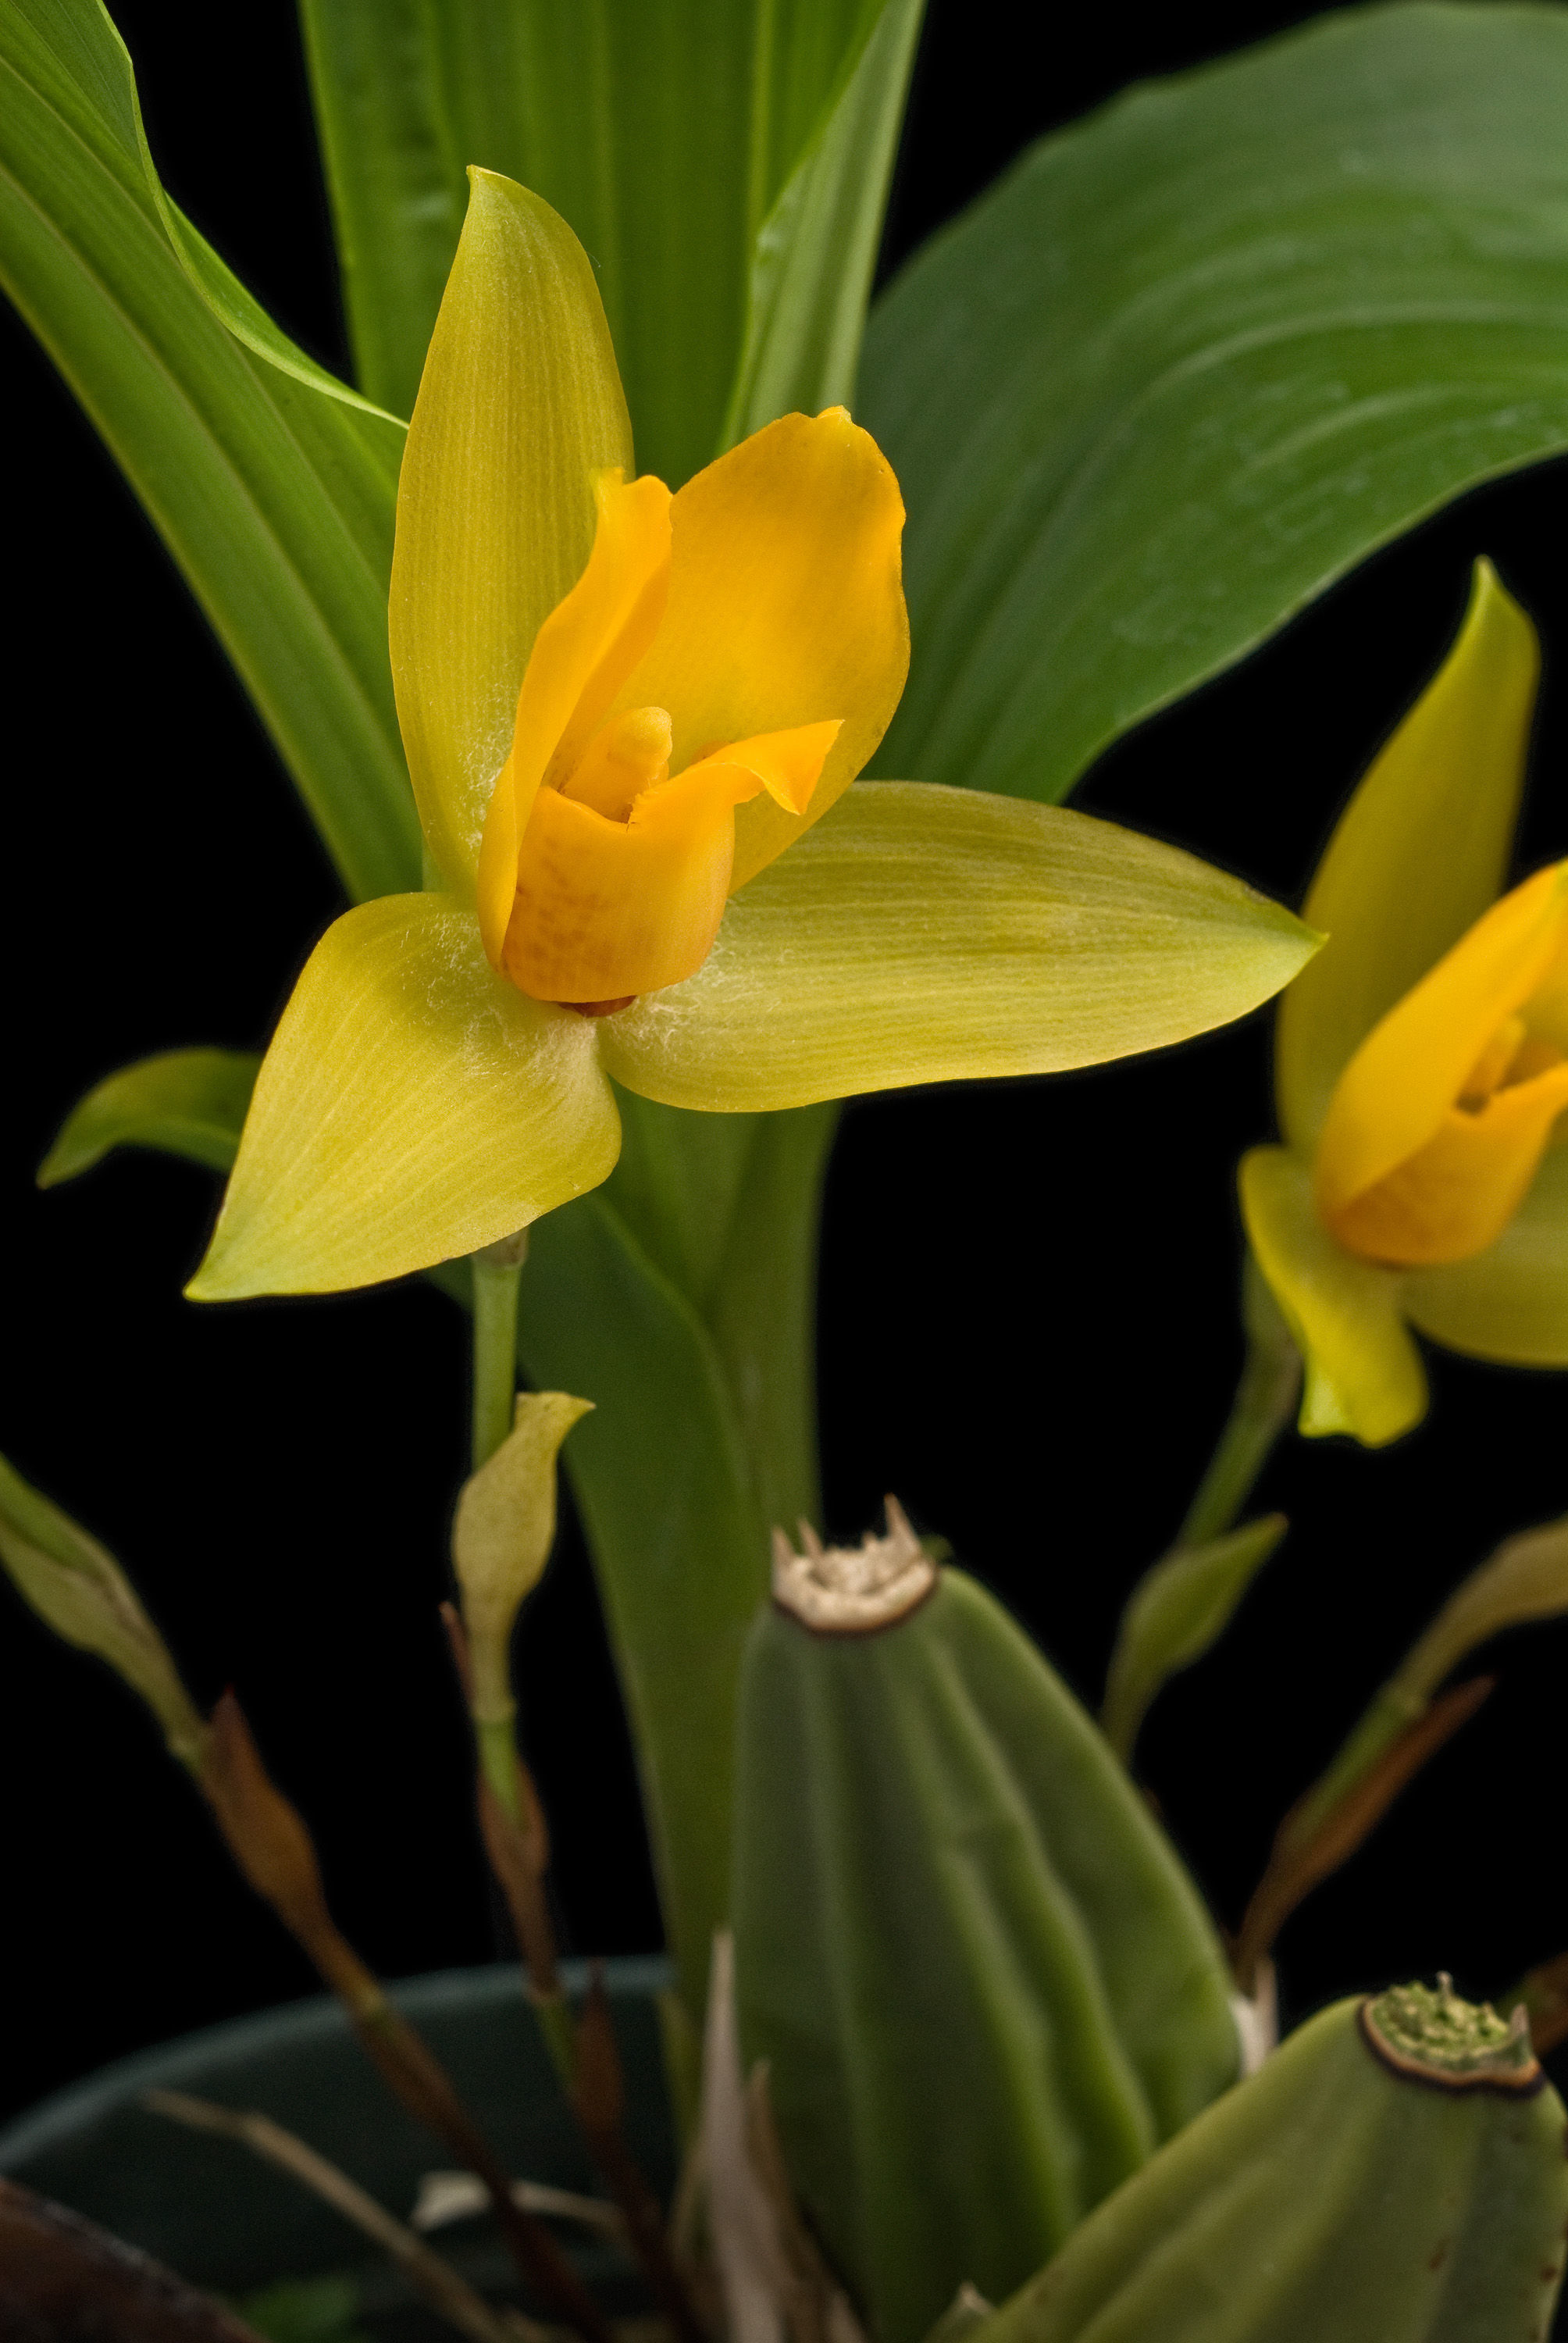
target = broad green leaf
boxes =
[0,0,420,901]
[601,783,1318,1112]
[861,3,1568,803]
[1102,1514,1287,1763]
[606,1091,838,1534]
[532,1094,837,2005]
[298,0,919,481]
[37,1047,260,1186]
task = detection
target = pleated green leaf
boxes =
[862,2,1568,803]
[966,1991,1567,2343]
[0,0,420,901]
[298,0,921,480]
[37,1048,260,1187]
[734,1566,1240,2343]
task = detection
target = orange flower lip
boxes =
[1315,859,1568,1268]
[474,407,907,1007]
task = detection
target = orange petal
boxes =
[613,408,908,893]
[1324,1060,1568,1266]
[476,472,672,963]
[682,721,842,815]
[1315,861,1568,1222]
[504,762,764,1004]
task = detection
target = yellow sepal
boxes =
[1239,1145,1427,1446]
[188,896,622,1298]
[599,783,1320,1111]
[1277,560,1538,1150]
[389,170,633,899]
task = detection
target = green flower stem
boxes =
[1178,1255,1301,1547]
[474,1705,522,1821]
[461,1236,577,2091]
[469,1244,526,1474]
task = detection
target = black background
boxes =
[3,0,1566,2141]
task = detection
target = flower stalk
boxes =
[1177,1261,1301,1548]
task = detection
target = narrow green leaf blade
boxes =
[721,0,925,446]
[862,2,1568,802]
[298,0,908,480]
[0,0,421,900]
[37,1048,260,1186]
[1102,1515,1287,1763]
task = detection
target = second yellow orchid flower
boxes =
[1242,560,1568,1446]
[189,172,1317,1303]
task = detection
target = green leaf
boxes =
[37,1047,259,1186]
[298,0,921,480]
[719,0,925,447]
[518,1189,772,2015]
[0,1449,205,1764]
[0,0,420,900]
[517,1097,837,2014]
[1101,1514,1287,1764]
[735,1566,1240,2342]
[862,2,1568,803]
[1295,1509,1568,1850]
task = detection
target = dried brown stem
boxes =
[144,2091,540,2343]
[442,1613,708,2341]
[198,1690,612,2343]
[572,1970,711,2343]
[1233,1676,1493,1992]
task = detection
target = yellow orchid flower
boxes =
[189,172,1318,1303]
[1242,559,1568,1447]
